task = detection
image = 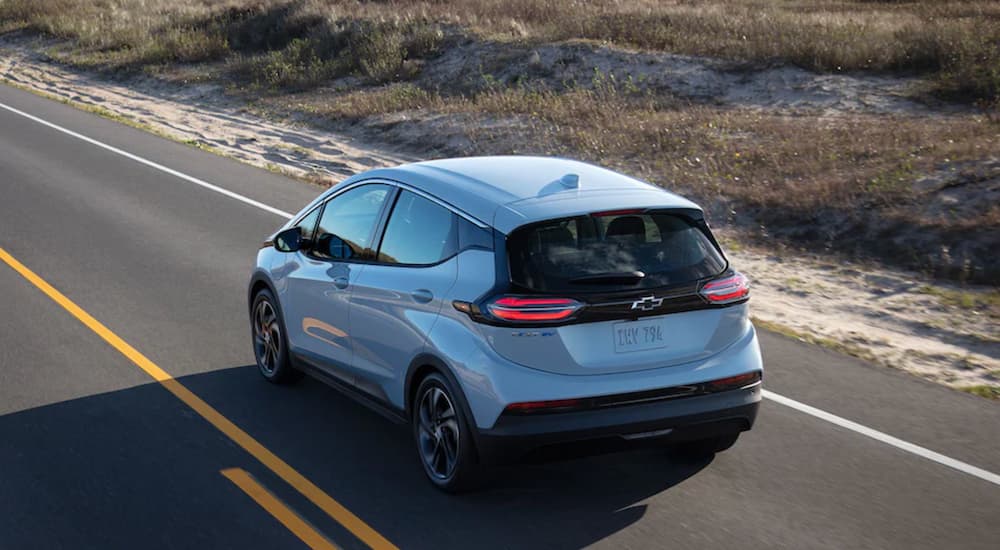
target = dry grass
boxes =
[1,0,998,102]
[918,285,1000,318]
[960,384,1000,399]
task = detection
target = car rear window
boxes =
[507,211,726,292]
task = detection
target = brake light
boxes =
[700,272,750,304]
[486,296,582,322]
[591,208,643,217]
[705,371,762,392]
[504,398,582,414]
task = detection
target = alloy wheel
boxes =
[417,386,460,480]
[253,299,281,375]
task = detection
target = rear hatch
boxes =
[475,208,750,375]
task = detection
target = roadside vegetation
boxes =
[1,0,998,282]
[960,384,1000,399]
[2,0,998,103]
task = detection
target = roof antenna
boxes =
[560,173,579,189]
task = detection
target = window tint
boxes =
[313,184,390,260]
[294,206,321,242]
[507,212,726,292]
[378,191,457,265]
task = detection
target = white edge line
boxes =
[0,100,295,220]
[763,389,1000,487]
[3,94,999,489]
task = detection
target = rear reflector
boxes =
[700,272,750,304]
[705,371,762,392]
[504,398,582,414]
[487,296,582,322]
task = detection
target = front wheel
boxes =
[251,289,299,384]
[412,373,481,493]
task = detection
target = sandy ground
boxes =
[0,41,410,178]
[726,239,998,387]
[422,39,949,115]
[1,39,997,394]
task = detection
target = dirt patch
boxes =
[417,38,948,115]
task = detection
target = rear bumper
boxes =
[474,383,761,464]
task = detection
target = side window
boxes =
[313,184,391,260]
[377,191,457,265]
[294,206,321,242]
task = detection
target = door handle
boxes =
[333,276,349,289]
[411,289,433,304]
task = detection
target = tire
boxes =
[250,289,300,384]
[412,372,481,493]
[674,433,740,459]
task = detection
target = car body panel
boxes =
[350,257,459,406]
[251,156,763,461]
[272,251,363,384]
[476,304,750,376]
[426,304,762,429]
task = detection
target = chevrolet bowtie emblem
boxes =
[631,295,664,311]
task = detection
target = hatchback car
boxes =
[249,156,762,491]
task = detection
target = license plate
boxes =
[613,318,666,353]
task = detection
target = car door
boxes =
[349,189,460,405]
[277,183,393,385]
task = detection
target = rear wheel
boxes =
[412,373,480,493]
[674,433,740,459]
[251,289,299,384]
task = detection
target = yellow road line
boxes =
[0,246,397,550]
[222,468,338,550]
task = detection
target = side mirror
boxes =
[273,227,303,253]
[315,233,354,260]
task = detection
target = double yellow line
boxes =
[0,246,397,550]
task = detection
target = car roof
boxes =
[336,156,702,234]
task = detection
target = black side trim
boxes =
[291,352,407,425]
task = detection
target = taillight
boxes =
[700,272,750,304]
[486,296,582,322]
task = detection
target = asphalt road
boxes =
[1,82,998,550]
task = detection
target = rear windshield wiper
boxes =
[568,271,646,285]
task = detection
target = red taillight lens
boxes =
[487,296,582,322]
[705,371,762,392]
[700,272,750,304]
[504,398,582,414]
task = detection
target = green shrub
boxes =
[230,37,344,90]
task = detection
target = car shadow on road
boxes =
[180,365,712,549]
[1,365,711,549]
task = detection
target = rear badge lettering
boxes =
[511,331,556,337]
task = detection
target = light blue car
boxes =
[248,156,762,491]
